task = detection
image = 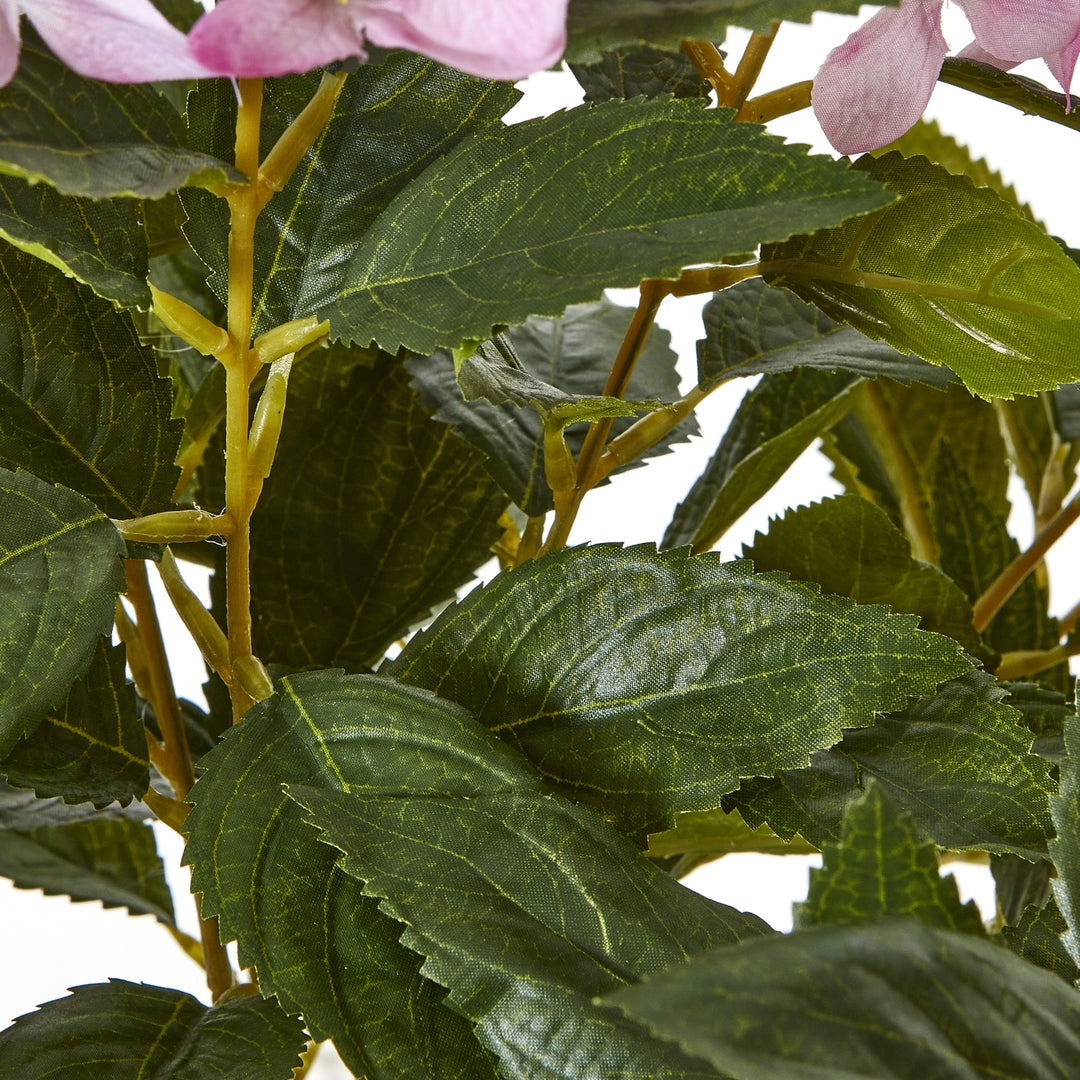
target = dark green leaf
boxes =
[0,779,149,830]
[564,0,893,60]
[245,345,506,671]
[1001,898,1080,984]
[727,669,1056,861]
[327,98,894,355]
[743,494,982,654]
[0,639,147,808]
[0,246,181,518]
[0,817,172,923]
[762,152,1080,398]
[1004,681,1071,738]
[0,469,125,757]
[386,545,969,842]
[409,299,691,515]
[1050,711,1080,969]
[820,412,902,520]
[996,393,1075,519]
[0,177,149,306]
[151,0,204,31]
[932,442,1060,661]
[183,675,498,1080]
[697,276,954,387]
[1052,382,1080,440]
[662,368,859,552]
[568,44,709,102]
[795,779,984,933]
[0,31,240,199]
[605,919,1080,1080]
[182,56,518,335]
[188,669,771,1080]
[0,980,305,1079]
[993,852,1053,926]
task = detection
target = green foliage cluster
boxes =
[1,5,1080,1078]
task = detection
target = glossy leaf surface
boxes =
[606,919,1080,1080]
[409,300,690,515]
[697,276,953,387]
[0,469,125,757]
[327,98,893,354]
[728,670,1056,860]
[0,246,181,519]
[0,981,305,1079]
[0,818,172,924]
[0,32,239,199]
[0,639,146,809]
[387,545,969,841]
[743,494,982,654]
[246,346,506,669]
[762,153,1080,398]
[662,368,859,552]
[184,676,499,1080]
[795,780,984,933]
[182,57,518,335]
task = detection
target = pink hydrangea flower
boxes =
[188,0,569,82]
[813,0,1080,154]
[0,0,214,86]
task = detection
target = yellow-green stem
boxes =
[730,22,780,111]
[1060,596,1080,638]
[973,489,1080,633]
[995,640,1080,680]
[223,78,264,722]
[680,39,736,99]
[737,79,813,123]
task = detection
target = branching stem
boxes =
[737,79,813,123]
[973,489,1080,632]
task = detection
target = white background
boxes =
[3,8,1080,1077]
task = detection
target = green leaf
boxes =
[0,178,150,306]
[0,817,173,923]
[877,117,1038,222]
[188,669,771,1080]
[605,919,1080,1080]
[564,0,894,60]
[1050,711,1080,969]
[386,545,970,842]
[993,853,1053,927]
[0,639,147,809]
[940,56,1080,136]
[0,469,125,757]
[761,152,1080,398]
[996,393,1075,519]
[151,0,204,31]
[1001,898,1080,984]
[327,98,894,355]
[743,494,983,655]
[182,56,518,336]
[662,368,859,553]
[183,676,498,1080]
[0,246,181,518]
[242,346,506,670]
[1004,681,1071,739]
[727,669,1057,861]
[820,412,903,520]
[1053,381,1080,440]
[931,442,1061,661]
[697,276,955,387]
[0,778,150,829]
[0,31,240,199]
[795,779,984,934]
[646,806,818,861]
[409,299,691,515]
[0,980,306,1080]
[568,44,709,102]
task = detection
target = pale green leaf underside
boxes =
[762,152,1080,399]
[327,97,893,355]
[386,545,970,842]
[0,980,305,1079]
[0,468,125,757]
[795,780,984,934]
[606,919,1080,1080]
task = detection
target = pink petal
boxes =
[959,0,1080,63]
[1046,28,1080,108]
[361,0,568,80]
[812,0,948,155]
[25,0,214,81]
[0,1,19,85]
[188,0,365,79]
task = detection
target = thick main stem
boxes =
[730,21,781,111]
[224,79,264,721]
